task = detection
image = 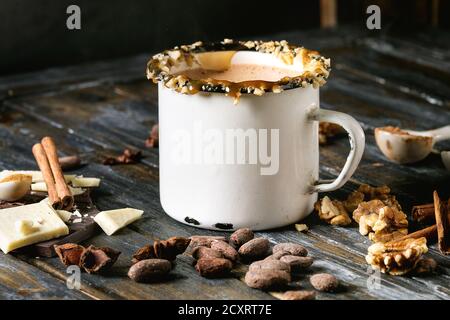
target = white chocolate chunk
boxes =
[31,182,85,196]
[0,201,69,253]
[71,177,101,188]
[6,171,76,183]
[56,210,72,223]
[94,208,143,236]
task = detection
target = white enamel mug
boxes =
[158,51,365,231]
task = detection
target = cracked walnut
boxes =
[366,237,428,275]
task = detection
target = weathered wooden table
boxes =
[0,26,449,300]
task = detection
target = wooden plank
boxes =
[0,254,90,300]
[0,54,148,101]
[1,27,449,299]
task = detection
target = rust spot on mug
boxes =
[214,223,234,230]
[185,217,200,225]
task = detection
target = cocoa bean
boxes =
[276,290,316,300]
[273,243,308,257]
[310,273,339,292]
[192,246,223,260]
[263,250,290,261]
[244,269,290,290]
[238,238,270,261]
[249,259,291,273]
[195,258,232,278]
[188,236,226,252]
[210,240,238,261]
[280,255,313,270]
[229,228,254,248]
[128,259,172,283]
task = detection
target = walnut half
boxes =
[315,196,352,226]
[366,237,428,275]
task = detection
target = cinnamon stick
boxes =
[434,191,449,255]
[41,137,74,210]
[59,155,81,171]
[411,203,435,223]
[32,143,62,209]
[392,225,437,243]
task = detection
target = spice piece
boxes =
[273,243,308,257]
[79,245,121,274]
[393,225,437,243]
[145,124,159,148]
[412,203,435,224]
[59,155,81,171]
[238,238,270,261]
[41,137,74,210]
[229,228,254,248]
[103,148,142,165]
[249,259,291,273]
[195,258,232,278]
[433,191,449,255]
[244,269,291,290]
[210,240,238,261]
[272,290,316,300]
[365,237,428,276]
[310,273,339,292]
[128,259,172,283]
[54,243,85,266]
[132,236,191,264]
[315,196,352,226]
[280,255,314,271]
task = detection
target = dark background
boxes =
[1,0,449,75]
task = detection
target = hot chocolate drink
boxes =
[179,64,300,82]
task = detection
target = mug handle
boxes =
[307,106,365,193]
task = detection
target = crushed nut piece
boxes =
[366,237,428,275]
[315,196,352,226]
[353,200,408,242]
[295,224,308,232]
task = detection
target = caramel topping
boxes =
[146,39,331,104]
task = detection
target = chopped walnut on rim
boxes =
[366,237,428,276]
[315,196,352,226]
[353,200,408,242]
